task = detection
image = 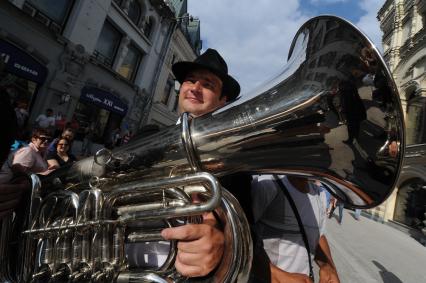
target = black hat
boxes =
[172,48,240,101]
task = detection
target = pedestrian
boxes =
[0,92,31,219]
[121,130,133,145]
[12,128,55,175]
[252,175,340,282]
[35,108,56,135]
[354,208,362,220]
[47,137,76,169]
[48,128,75,155]
[81,123,95,156]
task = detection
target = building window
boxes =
[402,20,412,44]
[128,0,142,25]
[27,0,73,25]
[117,44,142,81]
[161,78,174,105]
[143,16,154,39]
[93,21,122,67]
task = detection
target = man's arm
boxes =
[315,235,340,283]
[270,263,313,283]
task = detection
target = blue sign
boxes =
[0,39,48,84]
[80,86,128,115]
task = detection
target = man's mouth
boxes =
[186,96,203,103]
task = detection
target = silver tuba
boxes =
[0,15,405,282]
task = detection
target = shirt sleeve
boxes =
[251,175,279,223]
[12,147,35,169]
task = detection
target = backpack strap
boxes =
[273,175,315,281]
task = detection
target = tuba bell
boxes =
[0,15,404,282]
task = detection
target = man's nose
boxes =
[192,81,202,92]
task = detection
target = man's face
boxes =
[32,135,50,152]
[62,130,74,141]
[178,69,227,117]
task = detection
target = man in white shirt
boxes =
[252,175,340,283]
[35,108,55,130]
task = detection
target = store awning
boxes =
[0,39,48,84]
[80,86,128,115]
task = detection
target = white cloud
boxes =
[355,0,385,53]
[189,0,309,93]
[187,0,386,94]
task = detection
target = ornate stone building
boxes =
[145,0,202,127]
[376,0,426,242]
[0,0,198,145]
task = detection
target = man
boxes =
[160,48,240,278]
[0,94,30,219]
[252,175,340,282]
[167,48,340,282]
[35,108,56,133]
[12,129,55,175]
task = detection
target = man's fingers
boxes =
[161,224,200,241]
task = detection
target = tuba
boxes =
[0,15,405,282]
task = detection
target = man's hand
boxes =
[319,263,340,283]
[270,263,313,283]
[161,213,224,277]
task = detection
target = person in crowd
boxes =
[252,175,340,282]
[121,130,133,145]
[0,94,31,219]
[46,137,76,169]
[48,128,75,155]
[339,81,367,145]
[328,197,345,225]
[35,108,56,134]
[14,100,29,131]
[81,122,95,156]
[12,128,55,175]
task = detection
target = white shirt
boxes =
[36,114,55,128]
[251,175,327,275]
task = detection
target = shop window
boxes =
[27,0,74,25]
[117,44,142,81]
[128,0,142,25]
[93,21,122,67]
[161,78,174,106]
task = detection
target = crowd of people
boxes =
[0,48,343,282]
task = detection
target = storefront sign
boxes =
[0,39,48,84]
[80,86,128,115]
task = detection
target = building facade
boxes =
[145,0,202,127]
[376,0,426,242]
[0,0,188,145]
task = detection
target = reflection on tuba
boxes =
[0,15,404,282]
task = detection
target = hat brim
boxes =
[172,61,240,101]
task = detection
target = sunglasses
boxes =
[37,136,51,143]
[57,143,69,146]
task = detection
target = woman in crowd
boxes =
[47,137,76,169]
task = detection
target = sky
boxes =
[188,0,386,94]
